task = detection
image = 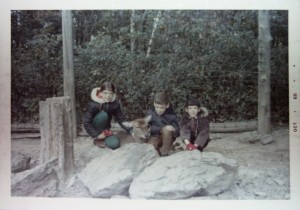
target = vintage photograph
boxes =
[10,9,290,200]
[1,1,300,210]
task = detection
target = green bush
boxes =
[11,10,288,124]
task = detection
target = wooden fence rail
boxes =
[12,120,258,136]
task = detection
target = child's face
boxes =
[154,102,169,116]
[186,106,200,118]
[97,90,114,102]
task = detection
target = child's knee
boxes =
[160,126,172,135]
[92,111,109,132]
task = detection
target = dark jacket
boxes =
[180,107,209,147]
[146,107,180,138]
[83,88,130,138]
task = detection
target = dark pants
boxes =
[93,111,109,132]
[92,111,120,150]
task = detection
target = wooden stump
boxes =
[39,97,75,182]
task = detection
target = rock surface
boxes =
[11,151,31,173]
[259,134,274,145]
[11,126,290,200]
[57,175,92,197]
[11,158,59,197]
[78,143,159,197]
[237,131,274,145]
[129,151,238,199]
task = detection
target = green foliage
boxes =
[270,10,289,122]
[11,10,289,124]
[11,10,63,123]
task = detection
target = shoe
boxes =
[93,139,106,148]
[159,147,169,156]
[173,142,180,147]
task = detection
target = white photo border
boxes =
[1,1,299,210]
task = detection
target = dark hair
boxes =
[154,92,170,105]
[185,98,201,108]
[99,81,115,92]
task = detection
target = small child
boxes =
[146,92,180,156]
[180,98,210,152]
[83,81,131,149]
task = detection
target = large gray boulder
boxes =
[78,143,159,198]
[75,140,112,172]
[129,151,238,199]
[11,151,31,173]
[57,175,92,197]
[11,158,59,197]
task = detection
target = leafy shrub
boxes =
[11,10,288,124]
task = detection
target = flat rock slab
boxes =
[237,132,274,145]
[129,151,238,199]
[11,151,31,173]
[78,143,159,198]
[11,158,59,197]
[260,134,274,145]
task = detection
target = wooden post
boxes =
[258,10,272,135]
[39,97,75,181]
[62,10,77,138]
[39,100,57,163]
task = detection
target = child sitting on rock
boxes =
[83,81,131,149]
[146,92,180,156]
[180,98,210,152]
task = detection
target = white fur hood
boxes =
[199,107,209,118]
[91,87,117,104]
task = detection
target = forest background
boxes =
[11,10,288,127]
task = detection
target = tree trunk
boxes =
[146,11,162,58]
[62,10,77,138]
[258,10,272,135]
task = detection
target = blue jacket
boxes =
[83,88,130,138]
[146,107,180,138]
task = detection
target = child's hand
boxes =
[103,129,113,137]
[165,125,175,132]
[98,130,113,139]
[97,132,106,139]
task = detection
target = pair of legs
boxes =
[92,111,120,150]
[147,126,175,156]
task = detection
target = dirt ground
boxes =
[11,124,290,200]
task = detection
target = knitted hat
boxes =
[185,98,201,107]
[154,92,170,105]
